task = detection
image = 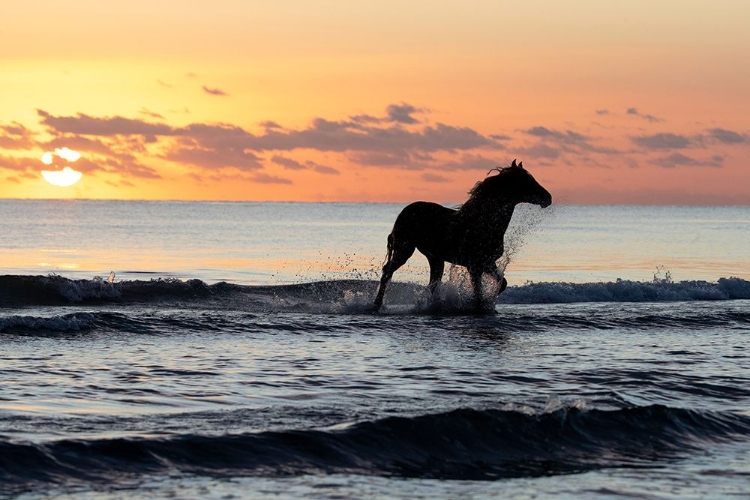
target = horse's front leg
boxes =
[468,267,484,312]
[489,264,508,295]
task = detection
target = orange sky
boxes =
[1,1,748,204]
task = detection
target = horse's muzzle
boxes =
[537,191,552,208]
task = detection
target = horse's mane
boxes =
[466,161,523,202]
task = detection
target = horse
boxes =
[372,160,552,312]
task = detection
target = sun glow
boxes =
[40,166,83,187]
[40,147,83,187]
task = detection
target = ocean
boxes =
[1,200,749,499]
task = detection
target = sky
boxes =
[1,0,748,204]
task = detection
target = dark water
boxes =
[2,276,750,498]
[1,202,750,498]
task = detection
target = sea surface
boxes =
[1,200,749,499]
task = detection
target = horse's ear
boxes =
[511,159,517,168]
[518,161,523,169]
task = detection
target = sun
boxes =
[40,147,83,187]
[41,166,83,187]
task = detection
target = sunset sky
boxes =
[1,1,748,204]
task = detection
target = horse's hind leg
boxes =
[373,235,415,311]
[427,256,444,297]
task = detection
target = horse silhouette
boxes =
[373,160,552,312]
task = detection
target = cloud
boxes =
[707,127,746,144]
[515,143,560,159]
[386,103,421,124]
[245,119,496,153]
[271,155,339,175]
[349,102,424,125]
[165,145,263,171]
[260,121,283,130]
[103,155,163,178]
[490,133,512,141]
[351,151,414,167]
[186,72,198,78]
[251,173,292,184]
[38,106,499,155]
[0,154,36,172]
[652,152,723,168]
[595,109,609,115]
[41,135,126,157]
[436,153,504,172]
[138,108,165,120]
[271,155,306,170]
[0,122,35,149]
[422,172,449,182]
[524,126,589,143]
[626,107,663,123]
[313,164,340,175]
[517,125,615,158]
[631,132,692,150]
[31,105,518,177]
[350,114,381,125]
[157,79,173,88]
[202,86,228,97]
[37,109,175,136]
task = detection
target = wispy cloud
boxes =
[251,172,292,184]
[0,122,34,149]
[386,103,422,124]
[515,143,561,159]
[271,155,306,170]
[271,154,339,175]
[313,164,340,175]
[422,172,449,182]
[652,152,723,168]
[37,109,175,136]
[707,127,746,144]
[631,132,692,150]
[202,86,228,97]
[138,108,164,120]
[523,126,589,143]
[626,107,664,123]
[0,154,36,172]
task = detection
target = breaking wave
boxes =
[1,274,749,310]
[1,405,749,492]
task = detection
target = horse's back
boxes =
[393,201,455,229]
[390,201,455,251]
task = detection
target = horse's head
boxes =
[470,160,552,208]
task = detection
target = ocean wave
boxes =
[3,304,748,336]
[1,274,749,310]
[0,311,157,336]
[1,405,749,490]
[501,277,750,304]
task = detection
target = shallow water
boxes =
[1,201,750,498]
